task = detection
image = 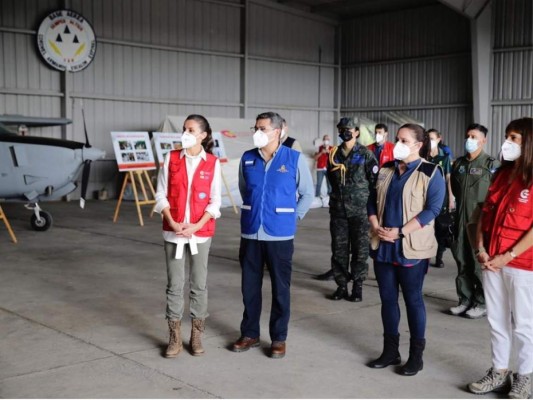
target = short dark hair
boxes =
[256,112,284,130]
[375,123,388,132]
[466,123,488,136]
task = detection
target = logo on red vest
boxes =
[518,189,530,204]
[199,170,211,180]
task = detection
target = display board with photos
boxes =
[152,132,182,167]
[110,131,156,171]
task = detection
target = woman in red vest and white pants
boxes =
[155,114,221,358]
[468,117,533,399]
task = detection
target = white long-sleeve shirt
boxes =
[155,148,221,258]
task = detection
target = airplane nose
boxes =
[83,147,106,161]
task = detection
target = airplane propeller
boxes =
[79,100,99,209]
[79,159,91,209]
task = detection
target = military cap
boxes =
[337,117,358,129]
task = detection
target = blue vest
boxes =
[241,146,299,236]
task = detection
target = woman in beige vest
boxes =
[367,124,445,376]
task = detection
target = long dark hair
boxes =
[399,123,431,160]
[184,114,214,154]
[505,117,533,186]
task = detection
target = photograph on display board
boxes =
[212,131,228,163]
[152,132,182,167]
[110,132,156,171]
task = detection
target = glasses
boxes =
[250,127,275,133]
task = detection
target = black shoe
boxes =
[314,269,334,281]
[399,338,425,376]
[432,258,444,268]
[368,334,401,369]
[329,285,348,300]
[347,279,363,302]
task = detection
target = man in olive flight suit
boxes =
[449,123,499,319]
[327,117,378,302]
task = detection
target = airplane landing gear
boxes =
[25,203,53,231]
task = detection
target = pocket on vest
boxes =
[410,192,424,212]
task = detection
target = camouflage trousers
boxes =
[330,214,369,286]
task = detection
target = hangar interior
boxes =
[0,0,531,198]
[0,0,532,398]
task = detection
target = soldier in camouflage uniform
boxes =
[327,117,378,302]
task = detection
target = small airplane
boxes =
[0,112,105,231]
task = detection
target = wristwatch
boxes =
[509,249,517,258]
[398,227,405,239]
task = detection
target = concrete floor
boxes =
[0,200,510,398]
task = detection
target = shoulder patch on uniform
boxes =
[372,165,379,174]
[419,161,438,177]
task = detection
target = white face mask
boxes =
[375,133,384,144]
[181,132,198,149]
[280,129,287,139]
[253,130,271,149]
[501,140,521,161]
[430,139,438,149]
[393,142,416,161]
[465,138,479,153]
[323,140,330,146]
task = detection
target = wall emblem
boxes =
[37,10,96,72]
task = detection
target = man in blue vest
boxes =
[232,111,314,359]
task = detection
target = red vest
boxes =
[481,167,532,271]
[367,141,395,167]
[162,150,216,237]
[316,145,332,169]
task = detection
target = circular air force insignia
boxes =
[37,10,96,72]
[372,165,379,174]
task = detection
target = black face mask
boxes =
[339,129,353,142]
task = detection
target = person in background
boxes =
[427,129,455,268]
[155,114,221,358]
[232,112,313,359]
[314,134,333,198]
[326,117,378,302]
[427,128,454,160]
[367,124,445,376]
[281,118,303,152]
[449,124,499,319]
[367,123,395,167]
[468,117,532,399]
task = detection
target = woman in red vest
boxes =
[155,114,221,358]
[468,117,532,399]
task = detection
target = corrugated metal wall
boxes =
[0,0,338,197]
[490,0,533,157]
[341,4,473,156]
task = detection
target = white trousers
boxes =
[483,266,533,375]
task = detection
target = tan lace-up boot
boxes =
[190,319,205,356]
[165,319,182,358]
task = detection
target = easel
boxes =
[221,166,238,214]
[113,170,156,226]
[0,204,17,244]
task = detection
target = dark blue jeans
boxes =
[239,238,294,341]
[374,260,429,340]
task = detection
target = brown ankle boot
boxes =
[165,319,182,358]
[190,319,205,356]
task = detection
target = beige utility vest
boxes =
[370,159,440,260]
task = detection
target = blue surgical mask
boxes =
[465,138,479,153]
